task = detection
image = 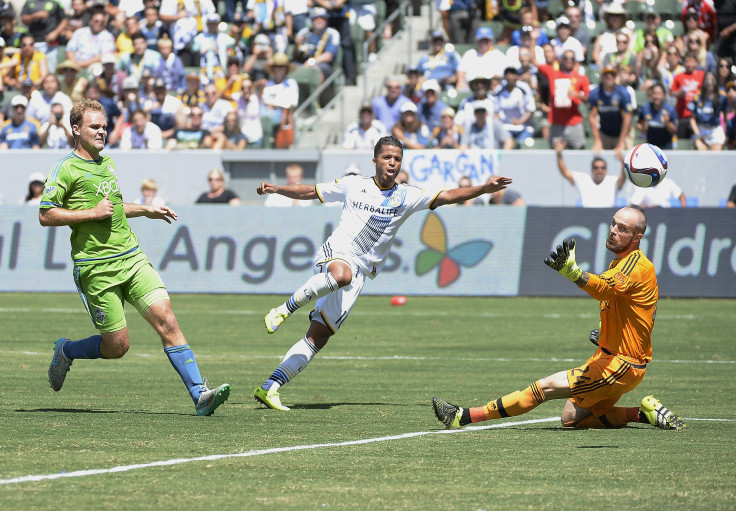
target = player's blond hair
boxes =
[70,99,107,137]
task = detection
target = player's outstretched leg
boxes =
[639,395,686,430]
[48,338,72,391]
[254,337,321,411]
[195,378,231,416]
[432,397,465,429]
[264,273,339,334]
[254,385,290,411]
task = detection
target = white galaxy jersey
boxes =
[315,175,442,278]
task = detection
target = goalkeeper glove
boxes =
[544,238,583,282]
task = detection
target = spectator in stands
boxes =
[510,9,548,49]
[146,78,184,140]
[134,178,165,207]
[227,11,250,63]
[235,74,263,148]
[192,13,235,85]
[636,82,678,150]
[637,32,664,93]
[440,0,478,45]
[539,49,589,150]
[690,71,727,150]
[417,79,447,134]
[315,1,357,86]
[4,34,47,90]
[179,72,205,108]
[84,81,121,134]
[116,15,143,55]
[27,73,73,126]
[456,175,485,206]
[349,0,378,62]
[244,33,273,85]
[196,169,241,205]
[395,170,410,184]
[264,164,312,207]
[23,172,45,205]
[293,8,339,85]
[343,102,387,150]
[455,74,492,132]
[717,57,734,92]
[94,53,119,99]
[166,105,214,149]
[456,27,508,91]
[215,57,243,103]
[588,66,633,152]
[726,81,736,147]
[682,0,717,43]
[727,185,736,207]
[140,5,167,50]
[679,8,710,55]
[489,187,526,206]
[65,7,116,72]
[119,109,163,149]
[517,46,539,92]
[392,101,431,149]
[633,7,674,54]
[20,0,66,73]
[261,52,299,139]
[551,15,585,64]
[592,3,631,68]
[0,95,40,149]
[201,82,233,140]
[372,75,410,131]
[716,1,736,62]
[117,32,165,85]
[158,38,185,93]
[564,5,590,60]
[601,30,637,71]
[57,59,87,103]
[417,30,460,89]
[39,102,73,149]
[553,138,625,207]
[659,46,684,91]
[0,4,23,53]
[214,110,247,149]
[688,33,717,74]
[432,107,463,149]
[403,65,423,104]
[159,0,217,66]
[630,178,687,209]
[497,1,539,46]
[672,52,705,139]
[506,25,545,69]
[120,75,145,117]
[494,66,536,146]
[461,99,496,149]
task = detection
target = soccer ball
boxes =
[624,143,668,188]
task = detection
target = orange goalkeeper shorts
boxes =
[567,348,647,417]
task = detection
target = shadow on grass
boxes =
[255,402,403,410]
[16,408,189,416]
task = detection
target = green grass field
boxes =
[1,293,734,510]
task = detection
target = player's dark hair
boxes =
[591,157,607,169]
[374,135,403,159]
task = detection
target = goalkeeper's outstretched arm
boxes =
[544,238,589,288]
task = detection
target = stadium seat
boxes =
[670,197,699,207]
[719,198,728,207]
[452,43,474,56]
[635,89,648,107]
[654,0,683,21]
[288,66,321,112]
[479,20,504,38]
[440,89,472,108]
[546,0,566,19]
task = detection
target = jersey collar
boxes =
[373,176,396,191]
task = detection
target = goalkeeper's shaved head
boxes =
[620,207,647,236]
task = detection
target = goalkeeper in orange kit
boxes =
[433,207,686,430]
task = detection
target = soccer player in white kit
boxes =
[254,136,512,410]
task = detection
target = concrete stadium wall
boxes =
[1,149,733,207]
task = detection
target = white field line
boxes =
[0,307,697,320]
[4,350,734,364]
[1,415,733,486]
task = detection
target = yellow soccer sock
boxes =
[470,381,546,423]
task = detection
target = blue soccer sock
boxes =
[164,344,205,404]
[62,335,103,360]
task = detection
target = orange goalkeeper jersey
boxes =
[582,249,658,364]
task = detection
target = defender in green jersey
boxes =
[40,99,230,416]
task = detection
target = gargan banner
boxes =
[1,206,733,297]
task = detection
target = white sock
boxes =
[277,272,340,316]
[262,337,320,391]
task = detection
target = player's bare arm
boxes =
[38,195,114,226]
[124,203,178,223]
[431,176,513,208]
[256,182,319,200]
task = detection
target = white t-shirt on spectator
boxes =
[571,171,619,207]
[629,178,683,208]
[551,36,585,62]
[458,48,508,81]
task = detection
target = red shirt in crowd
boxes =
[671,69,705,118]
[538,64,590,126]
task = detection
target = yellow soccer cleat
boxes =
[640,395,686,431]
[264,308,289,334]
[254,386,290,411]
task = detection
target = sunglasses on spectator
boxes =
[592,165,607,170]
